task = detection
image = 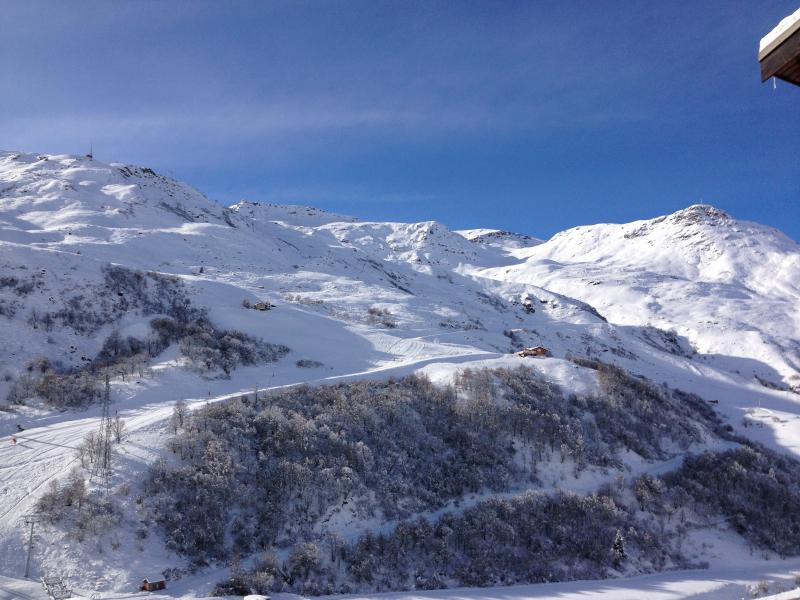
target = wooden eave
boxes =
[759,19,800,85]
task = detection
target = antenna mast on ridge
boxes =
[86,141,93,160]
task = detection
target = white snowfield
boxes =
[0,151,799,599]
[319,561,800,600]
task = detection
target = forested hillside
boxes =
[99,364,799,595]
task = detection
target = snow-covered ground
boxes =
[5,558,798,600]
[316,559,800,600]
[1,151,799,598]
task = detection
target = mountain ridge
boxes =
[1,150,800,596]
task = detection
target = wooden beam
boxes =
[760,25,800,85]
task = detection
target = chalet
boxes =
[140,576,166,592]
[516,346,550,358]
[759,7,800,86]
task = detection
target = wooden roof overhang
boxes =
[759,14,800,86]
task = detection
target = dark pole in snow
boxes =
[23,514,40,579]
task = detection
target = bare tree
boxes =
[170,399,187,433]
[112,413,126,443]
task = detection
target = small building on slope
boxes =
[516,346,551,358]
[140,576,167,592]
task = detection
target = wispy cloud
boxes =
[2,91,648,171]
[0,1,656,167]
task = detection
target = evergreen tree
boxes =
[612,529,626,567]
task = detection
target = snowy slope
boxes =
[1,153,800,598]
[457,228,543,253]
[0,150,632,391]
[477,205,800,393]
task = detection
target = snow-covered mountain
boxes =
[477,204,800,393]
[1,151,800,599]
[0,150,633,393]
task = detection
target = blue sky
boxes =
[2,0,798,240]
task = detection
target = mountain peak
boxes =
[668,204,731,227]
[0,150,231,236]
[457,228,543,252]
